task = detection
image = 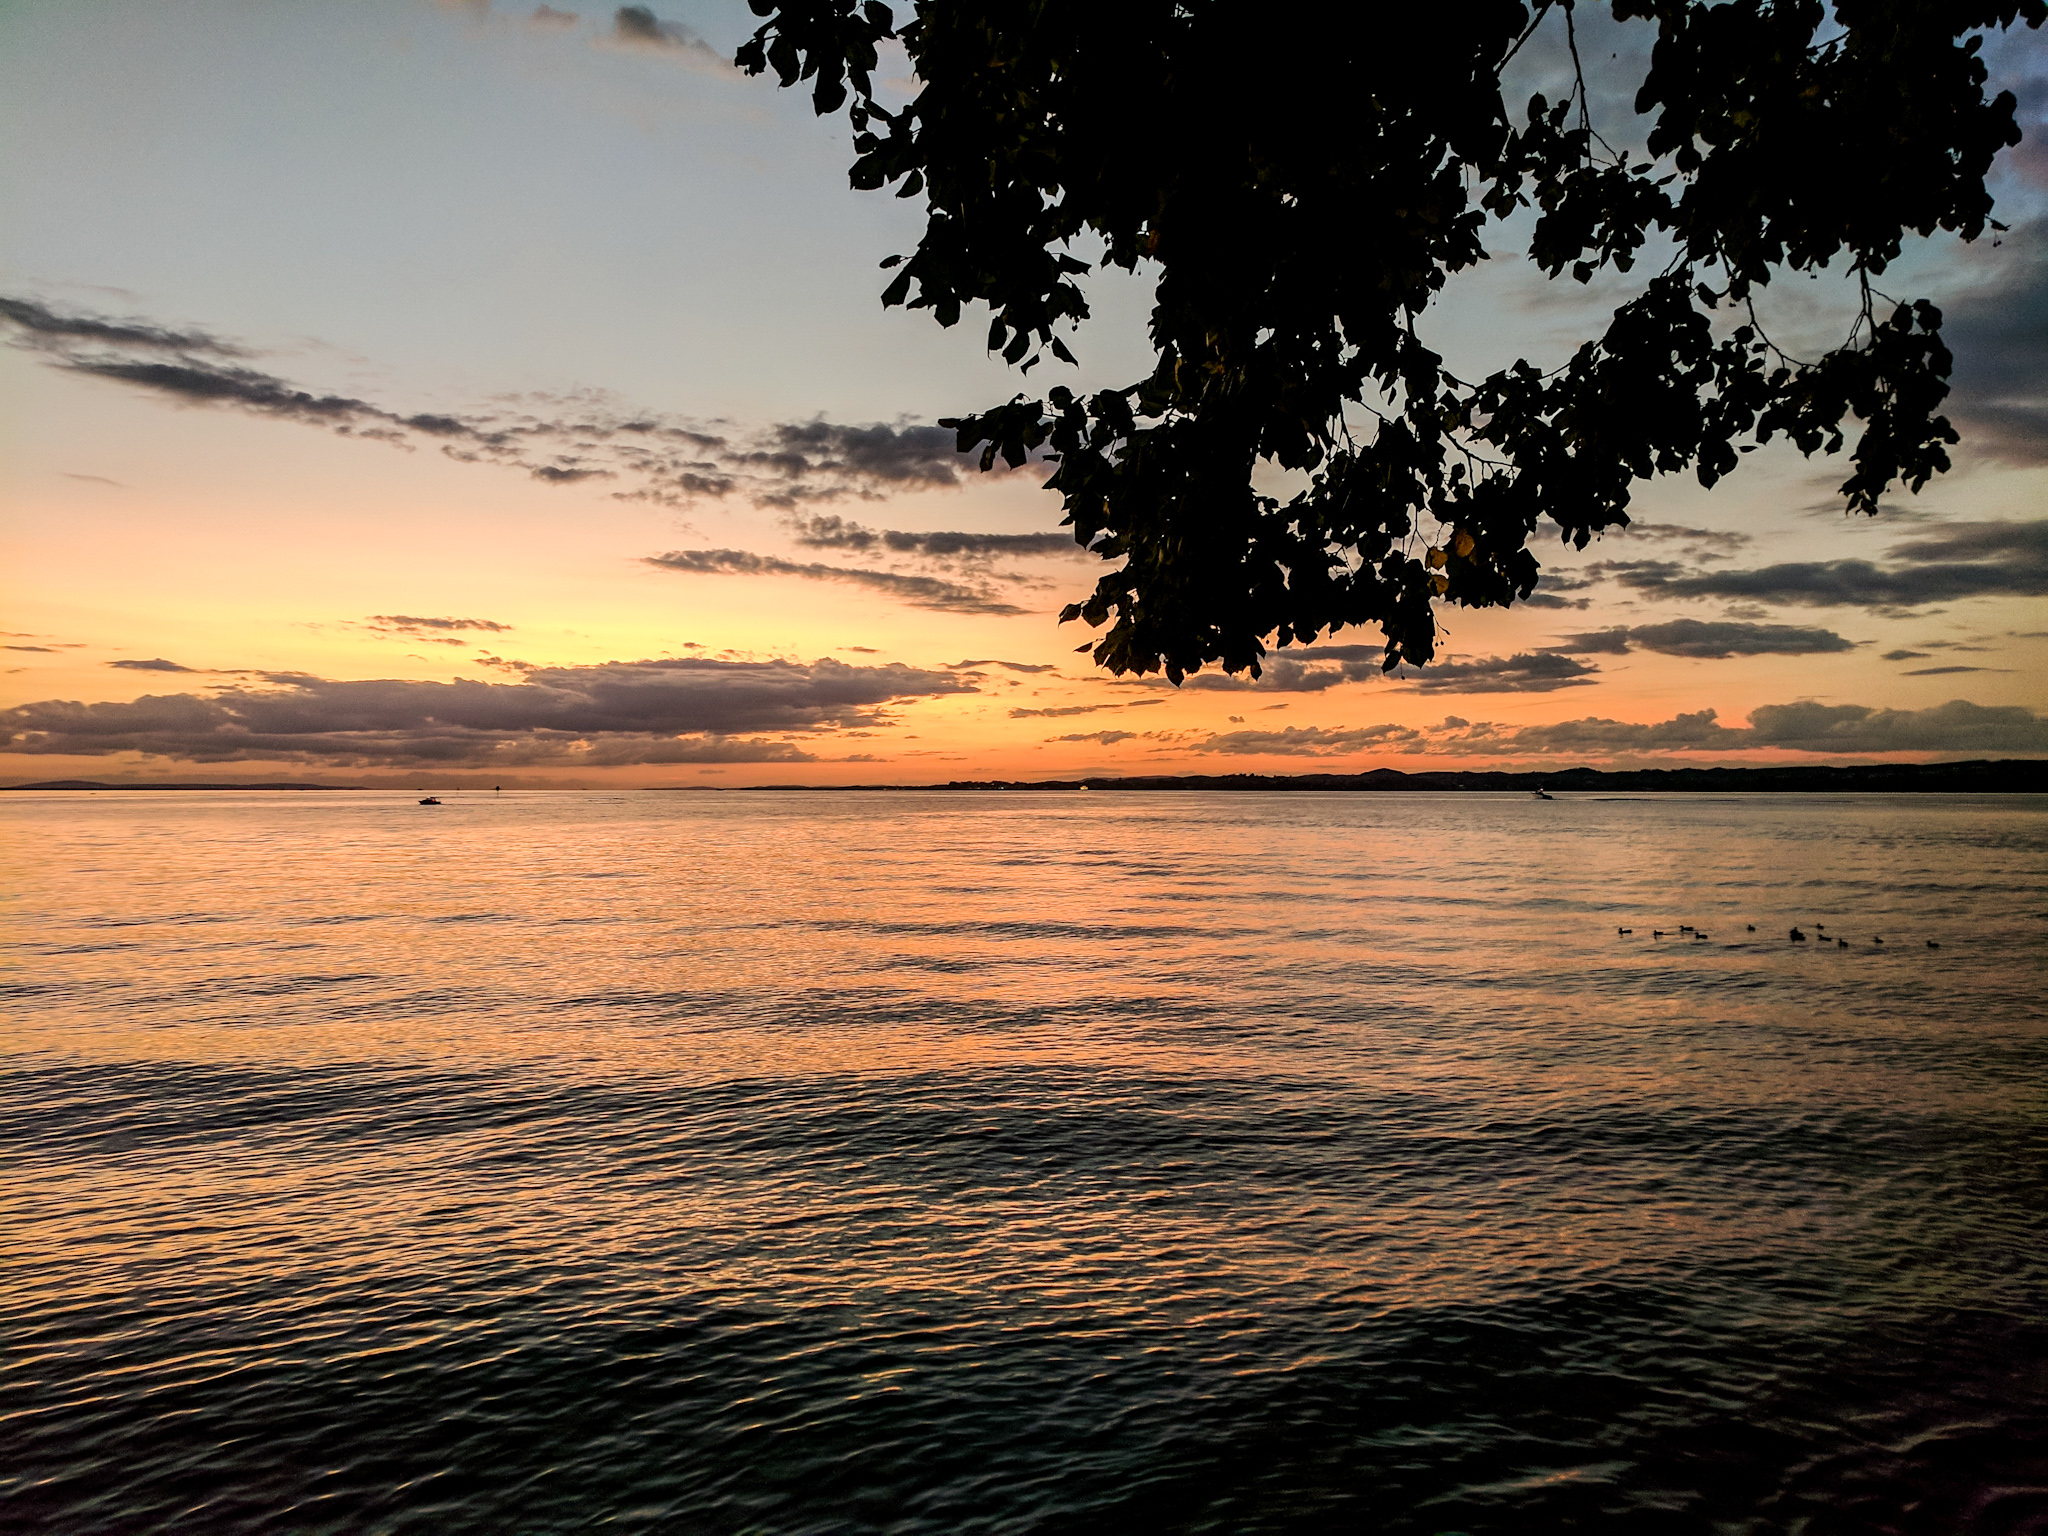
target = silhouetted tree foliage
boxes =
[740,0,2043,681]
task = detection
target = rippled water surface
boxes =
[5,789,2046,1534]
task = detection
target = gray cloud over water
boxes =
[1189,699,2048,759]
[2,657,977,767]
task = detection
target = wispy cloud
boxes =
[0,296,1019,510]
[951,658,1060,674]
[788,513,1077,562]
[1047,729,1142,745]
[363,614,514,636]
[1010,700,1162,718]
[643,548,1031,616]
[106,658,195,673]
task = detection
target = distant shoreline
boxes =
[718,760,2046,793]
[7,761,2043,794]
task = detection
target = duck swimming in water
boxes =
[1790,927,1807,941]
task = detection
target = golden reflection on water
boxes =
[4,790,2045,1532]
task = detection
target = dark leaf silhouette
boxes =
[740,0,2043,681]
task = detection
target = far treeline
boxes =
[759,761,2046,793]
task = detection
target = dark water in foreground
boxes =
[3,790,2045,1534]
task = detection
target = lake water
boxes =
[4,789,2045,1534]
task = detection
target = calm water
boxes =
[4,790,2045,1534]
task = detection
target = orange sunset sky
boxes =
[4,1,2045,785]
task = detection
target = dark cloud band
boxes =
[1191,699,2048,758]
[1596,520,2048,610]
[2,657,977,767]
[1548,619,1856,658]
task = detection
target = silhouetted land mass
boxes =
[4,780,365,791]
[733,761,2045,793]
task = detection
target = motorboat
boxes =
[419,796,441,805]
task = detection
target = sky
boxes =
[2,0,2045,786]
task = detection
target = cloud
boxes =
[1392,652,1602,693]
[4,645,56,654]
[1940,220,2048,464]
[1009,701,1162,718]
[0,295,242,356]
[530,5,579,25]
[1549,619,1857,658]
[1882,649,1933,660]
[1184,699,2048,760]
[1551,627,1633,654]
[1903,664,1995,675]
[788,513,1076,561]
[0,297,1007,509]
[609,6,731,70]
[1190,724,1429,756]
[62,473,124,487]
[643,549,1030,616]
[1605,520,2048,610]
[1048,730,1141,745]
[1739,699,2048,754]
[1600,522,1753,555]
[1,657,979,767]
[364,614,514,635]
[1115,641,1602,695]
[106,658,195,673]
[950,658,1059,673]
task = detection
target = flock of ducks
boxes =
[1614,922,1939,949]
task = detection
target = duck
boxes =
[1652,929,1668,938]
[1746,924,1756,932]
[1927,940,1941,949]
[1693,931,1710,941]
[1790,927,1806,941]
[1873,936,1885,945]
[1837,938,1848,948]
[1617,926,1633,935]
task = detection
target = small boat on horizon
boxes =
[419,796,441,805]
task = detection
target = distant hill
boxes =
[734,760,2047,793]
[3,780,366,791]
